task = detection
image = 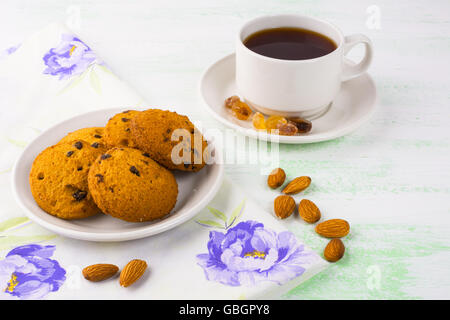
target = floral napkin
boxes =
[0,23,328,299]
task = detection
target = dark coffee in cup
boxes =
[243,27,337,60]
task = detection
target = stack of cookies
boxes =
[29,109,208,222]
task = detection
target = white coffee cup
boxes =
[236,14,373,118]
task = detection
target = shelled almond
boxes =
[282,176,311,195]
[298,199,321,223]
[267,168,286,189]
[324,239,345,262]
[274,195,296,219]
[82,264,119,282]
[119,259,147,287]
[315,219,350,238]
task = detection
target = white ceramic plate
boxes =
[200,53,377,144]
[12,108,224,242]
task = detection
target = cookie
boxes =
[58,127,105,149]
[88,147,178,222]
[30,140,106,219]
[130,109,208,171]
[103,110,140,148]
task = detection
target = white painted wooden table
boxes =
[1,0,449,299]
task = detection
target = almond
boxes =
[274,195,296,219]
[119,259,147,287]
[298,199,321,223]
[267,168,286,189]
[282,176,311,195]
[324,238,345,262]
[315,219,350,238]
[82,264,119,282]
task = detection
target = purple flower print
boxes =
[43,34,101,80]
[5,46,19,55]
[196,220,309,286]
[0,244,66,299]
[0,44,20,60]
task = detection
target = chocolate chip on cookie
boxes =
[130,166,140,177]
[72,190,87,201]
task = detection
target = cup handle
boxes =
[342,34,373,82]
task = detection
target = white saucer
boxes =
[12,108,224,242]
[200,54,377,144]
